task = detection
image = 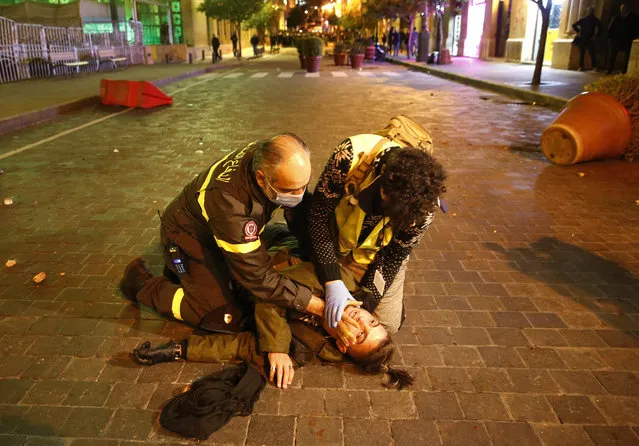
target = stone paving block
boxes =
[252,385,281,416]
[60,357,107,381]
[583,425,639,446]
[503,394,558,422]
[97,336,143,358]
[58,407,114,437]
[478,347,526,368]
[485,422,541,446]
[560,313,607,329]
[404,295,438,310]
[414,327,454,345]
[427,367,474,391]
[492,312,532,328]
[593,396,639,425]
[98,362,143,383]
[551,370,607,395]
[246,415,295,446]
[455,311,497,327]
[324,389,370,418]
[440,346,484,367]
[69,439,120,446]
[467,296,505,311]
[295,416,342,446]
[391,420,442,446]
[177,362,224,383]
[369,391,416,419]
[64,336,107,357]
[487,328,530,346]
[21,356,70,379]
[467,368,515,392]
[414,392,463,420]
[507,369,560,393]
[343,418,392,446]
[595,330,639,348]
[137,360,183,384]
[0,379,33,403]
[437,420,491,446]
[458,393,511,421]
[102,408,156,440]
[0,335,38,356]
[27,317,68,335]
[23,438,65,446]
[547,395,607,424]
[21,379,74,404]
[594,371,639,395]
[105,382,157,408]
[534,425,595,446]
[206,416,249,445]
[499,296,537,312]
[597,349,639,371]
[557,349,609,370]
[59,317,99,336]
[524,329,569,347]
[279,388,325,416]
[24,336,71,356]
[517,347,567,368]
[0,317,37,335]
[400,345,443,367]
[300,363,344,388]
[0,404,30,432]
[13,405,71,436]
[435,296,472,311]
[62,381,113,406]
[421,310,461,327]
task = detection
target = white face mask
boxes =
[264,178,306,208]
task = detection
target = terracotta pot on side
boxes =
[364,46,375,60]
[333,53,348,66]
[299,55,306,69]
[541,92,631,165]
[350,53,365,69]
[305,56,321,73]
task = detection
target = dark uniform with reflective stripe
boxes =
[136,140,313,330]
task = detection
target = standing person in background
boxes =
[572,7,601,71]
[607,3,639,74]
[231,32,239,57]
[211,34,221,63]
[251,34,260,57]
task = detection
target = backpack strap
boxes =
[344,137,390,196]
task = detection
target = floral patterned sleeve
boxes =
[308,139,354,284]
[360,213,434,312]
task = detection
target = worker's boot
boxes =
[131,340,185,365]
[119,257,153,302]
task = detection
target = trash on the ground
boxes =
[188,104,194,107]
[113,149,119,153]
[195,150,204,155]
[33,201,38,206]
[60,272,66,276]
[636,200,639,205]
[199,142,204,145]
[0,168,4,174]
[5,259,16,268]
[32,272,46,283]
[4,197,13,205]
[578,172,585,177]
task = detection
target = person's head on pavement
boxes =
[254,133,311,208]
[620,3,628,15]
[586,6,595,15]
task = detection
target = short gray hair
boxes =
[252,133,310,180]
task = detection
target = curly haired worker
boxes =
[307,117,447,334]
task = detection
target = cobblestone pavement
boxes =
[0,53,638,446]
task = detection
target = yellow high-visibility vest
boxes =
[335,134,398,265]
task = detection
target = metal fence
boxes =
[0,16,144,84]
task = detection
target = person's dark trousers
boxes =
[252,44,258,56]
[607,42,632,73]
[212,47,220,63]
[579,40,596,69]
[232,44,238,57]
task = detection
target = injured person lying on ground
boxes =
[131,241,414,390]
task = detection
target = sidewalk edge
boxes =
[0,64,227,136]
[387,58,568,111]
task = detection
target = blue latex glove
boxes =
[324,280,355,328]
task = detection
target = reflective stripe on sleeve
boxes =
[214,236,261,254]
[197,153,233,222]
[171,288,185,321]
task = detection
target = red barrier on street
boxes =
[100,80,173,108]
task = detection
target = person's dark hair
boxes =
[380,148,447,231]
[350,336,414,390]
[253,133,309,180]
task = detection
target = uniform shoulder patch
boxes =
[243,220,259,242]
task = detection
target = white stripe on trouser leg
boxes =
[372,258,409,334]
[171,288,185,321]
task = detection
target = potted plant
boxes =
[295,36,307,69]
[333,42,348,66]
[349,43,365,69]
[364,37,375,61]
[303,36,323,73]
[541,74,638,165]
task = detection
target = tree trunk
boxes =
[436,12,443,63]
[531,0,551,85]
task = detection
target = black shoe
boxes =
[119,257,153,302]
[131,340,183,365]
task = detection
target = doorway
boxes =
[464,0,486,57]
